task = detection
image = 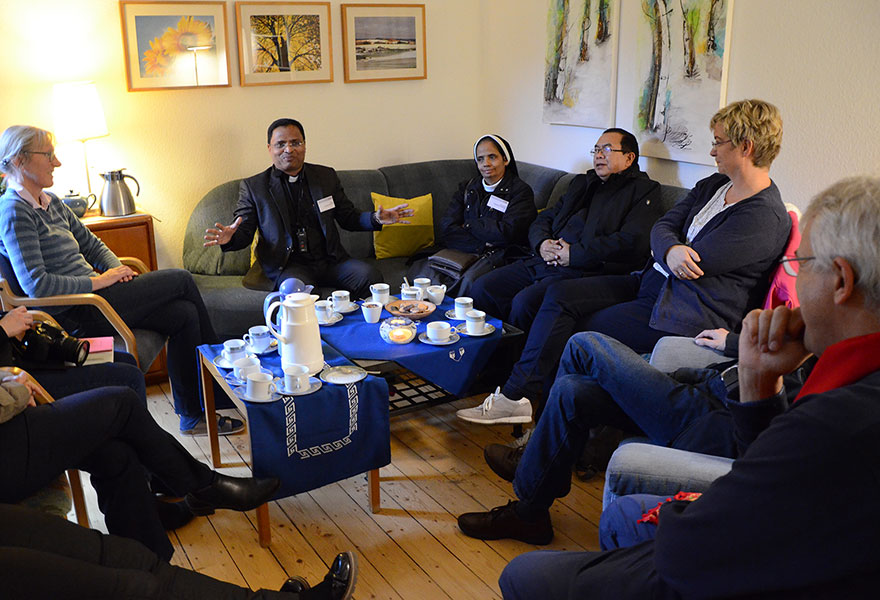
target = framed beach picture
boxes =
[235,2,333,86]
[119,1,231,91]
[340,4,427,83]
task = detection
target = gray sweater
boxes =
[0,190,121,296]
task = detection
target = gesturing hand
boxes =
[376,203,414,225]
[204,217,242,247]
[665,244,704,280]
[0,306,33,339]
[737,306,811,403]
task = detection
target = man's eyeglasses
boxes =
[590,144,627,156]
[710,139,733,149]
[779,255,815,277]
[27,150,56,161]
[273,141,305,150]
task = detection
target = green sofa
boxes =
[183,160,688,339]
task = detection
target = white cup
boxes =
[413,277,431,291]
[246,371,277,400]
[328,290,351,311]
[283,364,311,392]
[401,286,423,301]
[232,356,261,381]
[243,325,272,353]
[465,309,486,335]
[362,301,382,323]
[454,297,474,320]
[371,283,390,305]
[315,300,334,322]
[222,339,247,363]
[426,284,446,305]
[427,321,452,342]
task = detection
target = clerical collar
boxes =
[482,177,502,192]
[273,166,304,182]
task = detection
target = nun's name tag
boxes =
[317,196,335,212]
[487,195,509,213]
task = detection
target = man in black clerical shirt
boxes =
[205,118,412,296]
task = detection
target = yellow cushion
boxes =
[371,192,434,259]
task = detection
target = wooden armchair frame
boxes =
[0,257,149,369]
[9,365,90,527]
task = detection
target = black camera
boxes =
[16,322,90,367]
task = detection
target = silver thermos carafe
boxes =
[99,169,139,216]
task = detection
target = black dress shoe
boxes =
[484,443,524,482]
[458,501,553,545]
[154,498,195,530]
[299,551,358,600]
[184,474,280,516]
[280,575,310,593]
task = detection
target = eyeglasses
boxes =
[590,144,627,156]
[273,141,305,150]
[710,139,733,149]
[779,255,815,265]
[27,150,56,161]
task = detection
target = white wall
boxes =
[3,0,879,267]
[0,0,483,267]
[481,0,880,207]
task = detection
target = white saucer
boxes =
[317,312,343,326]
[232,385,281,403]
[245,339,277,355]
[454,323,496,337]
[320,365,367,384]
[445,309,467,320]
[278,377,323,396]
[418,331,461,346]
[213,352,256,370]
[335,302,360,314]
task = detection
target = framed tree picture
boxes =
[119,1,231,91]
[235,2,333,86]
[340,4,426,83]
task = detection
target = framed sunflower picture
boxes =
[235,2,333,86]
[119,1,231,91]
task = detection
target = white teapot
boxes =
[265,292,324,374]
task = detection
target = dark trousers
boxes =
[469,259,583,333]
[502,269,674,405]
[56,269,217,419]
[30,351,146,404]
[0,504,293,599]
[0,387,214,560]
[279,257,381,298]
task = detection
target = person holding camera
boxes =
[0,306,146,404]
[0,125,234,436]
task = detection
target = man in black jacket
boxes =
[469,128,661,331]
[205,118,413,295]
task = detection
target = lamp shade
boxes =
[52,82,108,142]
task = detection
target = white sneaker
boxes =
[510,427,533,448]
[456,387,532,425]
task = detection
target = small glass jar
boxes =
[379,316,417,344]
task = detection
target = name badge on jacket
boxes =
[317,196,335,212]
[487,195,509,213]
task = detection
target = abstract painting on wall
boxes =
[543,0,620,128]
[628,0,733,165]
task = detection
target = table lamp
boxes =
[52,81,109,195]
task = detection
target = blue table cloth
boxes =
[199,342,390,499]
[317,297,502,397]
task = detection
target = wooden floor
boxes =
[77,383,605,599]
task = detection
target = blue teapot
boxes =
[62,191,97,218]
[264,278,315,327]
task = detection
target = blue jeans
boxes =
[512,332,725,512]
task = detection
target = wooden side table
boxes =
[81,212,168,384]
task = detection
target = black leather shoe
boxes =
[301,551,358,600]
[458,501,553,545]
[280,575,310,593]
[154,498,195,530]
[484,443,524,482]
[184,474,280,516]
